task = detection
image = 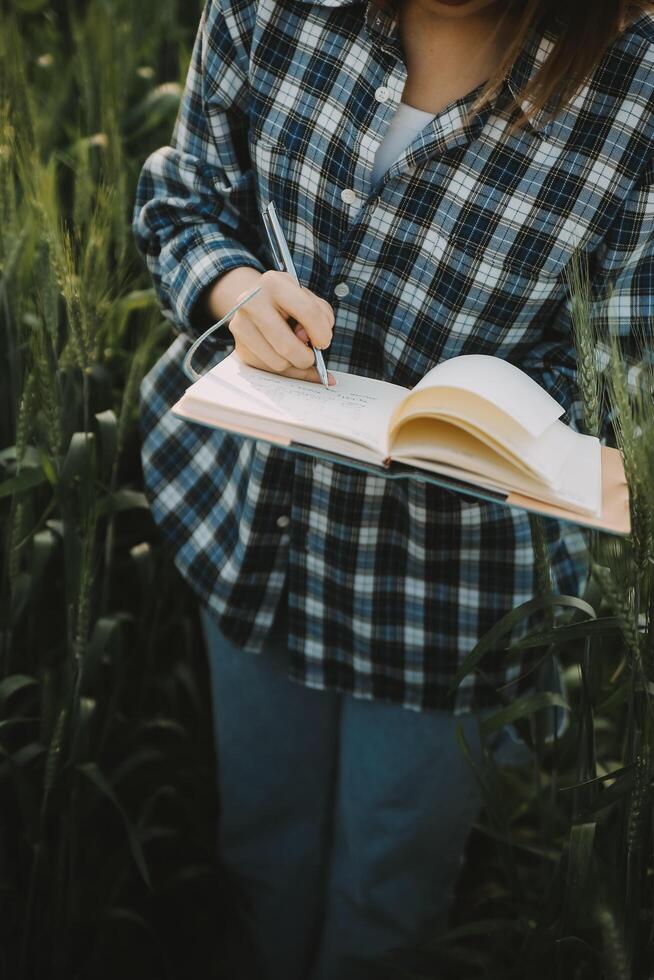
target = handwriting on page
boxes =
[204,356,406,451]
[248,375,377,418]
[216,374,381,442]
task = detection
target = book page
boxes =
[410,354,564,438]
[391,417,601,516]
[184,352,407,457]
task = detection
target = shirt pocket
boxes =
[414,204,598,296]
[407,220,585,342]
[249,130,291,216]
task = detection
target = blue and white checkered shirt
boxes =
[132,0,654,713]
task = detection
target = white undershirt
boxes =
[372,100,436,186]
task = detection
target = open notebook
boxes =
[170,351,631,536]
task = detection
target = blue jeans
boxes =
[199,603,534,980]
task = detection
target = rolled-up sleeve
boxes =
[514,155,654,438]
[132,0,266,336]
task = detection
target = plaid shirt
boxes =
[132,0,654,714]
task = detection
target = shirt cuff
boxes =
[167,232,267,336]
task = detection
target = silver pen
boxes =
[260,199,330,387]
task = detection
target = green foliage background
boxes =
[1,1,653,978]
[0,1,239,977]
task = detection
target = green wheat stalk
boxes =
[8,499,26,583]
[25,313,64,459]
[15,371,37,468]
[608,341,653,573]
[593,562,641,666]
[564,249,603,438]
[626,746,650,855]
[595,897,631,980]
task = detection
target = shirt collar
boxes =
[503,15,561,138]
[293,0,561,139]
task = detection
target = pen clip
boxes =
[261,202,285,271]
[261,199,299,283]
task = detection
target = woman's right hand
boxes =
[226,269,337,384]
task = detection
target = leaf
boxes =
[138,785,180,828]
[559,763,634,794]
[117,289,158,314]
[86,365,114,408]
[70,697,97,763]
[584,770,636,816]
[76,762,152,889]
[479,692,570,738]
[101,906,157,936]
[0,467,47,499]
[448,594,597,693]
[0,675,38,708]
[563,822,597,932]
[96,489,149,517]
[94,409,117,478]
[129,542,154,594]
[0,717,39,732]
[0,445,41,468]
[32,528,59,584]
[41,455,58,486]
[507,616,621,651]
[596,677,630,715]
[10,0,49,11]
[99,908,169,971]
[82,616,124,697]
[10,572,32,623]
[133,718,189,742]
[124,84,182,139]
[45,518,64,539]
[59,432,96,488]
[422,917,523,949]
[11,743,46,767]
[470,819,561,862]
[112,748,167,787]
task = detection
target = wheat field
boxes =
[1,2,653,978]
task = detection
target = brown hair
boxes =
[388,0,654,139]
[474,0,654,138]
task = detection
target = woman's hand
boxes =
[228,269,337,384]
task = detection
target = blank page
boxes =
[412,354,564,438]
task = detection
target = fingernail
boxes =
[328,373,337,386]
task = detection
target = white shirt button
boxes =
[375,85,390,103]
[276,515,290,529]
[334,282,350,298]
[340,188,358,205]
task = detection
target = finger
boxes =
[233,340,269,372]
[236,343,336,385]
[232,317,292,374]
[249,304,316,369]
[317,297,336,331]
[266,272,333,349]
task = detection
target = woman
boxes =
[132,0,653,976]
